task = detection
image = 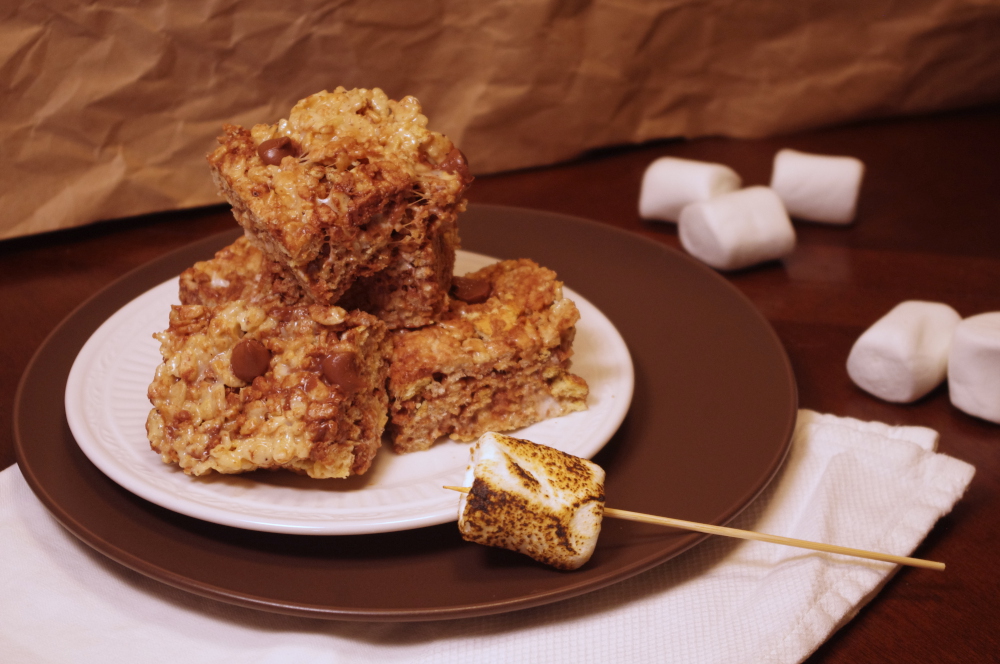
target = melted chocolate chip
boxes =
[257,136,297,166]
[451,276,491,304]
[231,338,270,382]
[321,352,366,392]
[438,147,472,183]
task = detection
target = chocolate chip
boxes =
[321,352,366,392]
[257,136,297,166]
[231,338,270,382]
[438,147,471,183]
[451,276,491,304]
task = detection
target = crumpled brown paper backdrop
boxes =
[3,0,999,240]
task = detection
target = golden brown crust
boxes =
[387,259,589,453]
[207,88,471,305]
[146,301,391,478]
[458,433,605,570]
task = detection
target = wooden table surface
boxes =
[3,106,998,661]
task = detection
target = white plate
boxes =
[65,250,634,535]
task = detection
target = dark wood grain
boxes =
[3,106,998,661]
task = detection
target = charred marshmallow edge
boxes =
[457,432,605,570]
[847,301,961,403]
[638,157,742,222]
[770,149,865,224]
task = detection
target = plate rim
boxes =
[14,204,797,621]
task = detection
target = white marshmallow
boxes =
[677,186,795,271]
[947,312,1000,423]
[846,301,961,403]
[638,157,742,222]
[770,149,865,224]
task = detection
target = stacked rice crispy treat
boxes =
[147,87,588,478]
[178,235,306,308]
[206,87,467,323]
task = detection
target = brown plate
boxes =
[14,204,797,621]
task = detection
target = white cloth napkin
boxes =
[0,410,974,664]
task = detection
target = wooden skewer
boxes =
[443,486,944,571]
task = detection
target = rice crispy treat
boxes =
[337,209,459,328]
[207,87,472,312]
[180,228,458,329]
[146,301,391,479]
[179,235,308,308]
[387,259,589,453]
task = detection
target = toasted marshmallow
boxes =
[458,432,605,570]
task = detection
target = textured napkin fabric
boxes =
[0,410,974,664]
